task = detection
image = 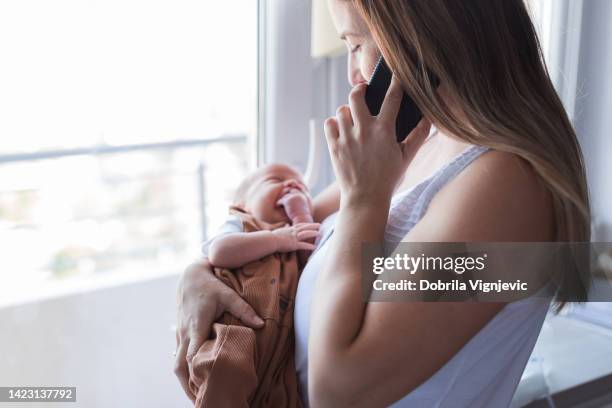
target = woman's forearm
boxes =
[308,74,435,405]
[308,200,389,403]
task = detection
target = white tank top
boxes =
[294,141,551,407]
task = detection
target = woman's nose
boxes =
[348,58,367,87]
[349,70,367,87]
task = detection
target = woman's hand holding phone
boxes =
[324,76,431,208]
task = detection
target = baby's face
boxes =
[243,164,312,224]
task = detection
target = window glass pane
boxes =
[0,0,257,153]
[0,0,257,304]
[1,143,249,302]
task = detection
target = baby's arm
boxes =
[207,224,319,269]
[312,181,340,223]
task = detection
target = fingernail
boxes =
[256,317,265,325]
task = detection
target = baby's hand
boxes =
[272,222,320,252]
[276,187,313,224]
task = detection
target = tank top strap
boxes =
[412,144,491,218]
[386,145,491,242]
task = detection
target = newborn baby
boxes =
[202,163,320,269]
[189,163,318,408]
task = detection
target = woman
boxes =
[175,0,590,406]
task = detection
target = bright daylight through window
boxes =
[0,0,258,305]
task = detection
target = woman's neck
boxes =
[394,127,472,195]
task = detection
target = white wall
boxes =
[573,0,612,241]
[262,0,349,194]
[262,0,315,170]
[0,275,190,408]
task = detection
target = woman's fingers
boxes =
[348,83,371,126]
[324,117,340,145]
[174,337,195,403]
[186,317,211,363]
[220,286,265,328]
[335,105,353,139]
[185,331,201,393]
[400,117,432,162]
[379,76,404,124]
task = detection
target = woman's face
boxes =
[328,0,380,87]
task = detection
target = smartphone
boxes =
[365,56,436,142]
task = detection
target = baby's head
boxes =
[233,163,312,224]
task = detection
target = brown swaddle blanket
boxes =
[188,206,303,408]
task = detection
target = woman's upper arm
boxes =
[312,181,340,223]
[319,151,554,406]
[405,151,554,243]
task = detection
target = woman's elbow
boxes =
[309,369,360,407]
[309,381,348,408]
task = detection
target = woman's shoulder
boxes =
[466,149,550,204]
[409,149,554,242]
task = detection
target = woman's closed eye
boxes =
[350,44,361,54]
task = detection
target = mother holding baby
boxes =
[175,1,590,407]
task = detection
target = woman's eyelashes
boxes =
[350,44,361,54]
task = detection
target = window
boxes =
[526,0,553,58]
[525,0,584,121]
[0,0,258,305]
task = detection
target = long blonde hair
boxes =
[351,0,591,305]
